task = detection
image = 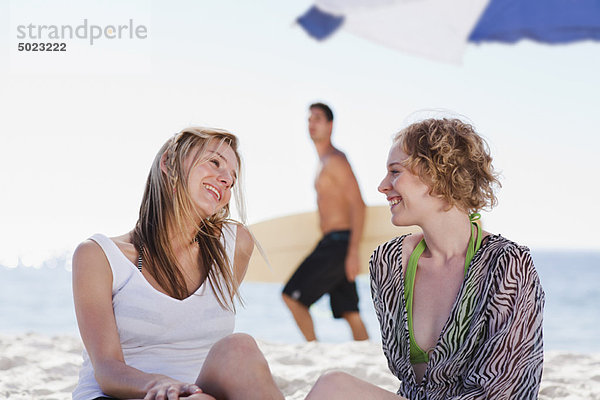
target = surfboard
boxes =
[245,205,421,282]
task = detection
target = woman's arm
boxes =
[232,224,254,285]
[450,246,545,399]
[72,240,203,399]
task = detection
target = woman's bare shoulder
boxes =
[73,238,104,265]
[401,232,422,254]
[234,224,254,257]
[232,223,254,284]
[72,239,112,285]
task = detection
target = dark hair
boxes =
[310,102,334,122]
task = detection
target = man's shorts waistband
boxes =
[323,230,351,241]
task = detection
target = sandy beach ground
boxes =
[1,333,598,400]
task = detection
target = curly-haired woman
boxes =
[306,118,545,399]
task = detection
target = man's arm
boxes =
[329,155,365,281]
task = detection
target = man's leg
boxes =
[282,238,335,342]
[282,293,316,341]
[331,274,369,341]
[342,311,369,341]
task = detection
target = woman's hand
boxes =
[143,376,204,400]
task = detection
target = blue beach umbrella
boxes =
[297,0,600,63]
[469,0,600,44]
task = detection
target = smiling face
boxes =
[186,140,238,220]
[378,144,444,227]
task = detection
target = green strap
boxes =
[405,239,428,364]
[465,213,482,275]
[404,215,482,365]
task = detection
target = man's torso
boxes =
[315,152,353,235]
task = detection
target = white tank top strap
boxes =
[88,233,138,291]
[89,233,123,262]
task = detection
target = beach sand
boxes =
[1,333,598,399]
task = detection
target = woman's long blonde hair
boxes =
[131,127,245,310]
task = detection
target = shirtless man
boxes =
[282,102,369,341]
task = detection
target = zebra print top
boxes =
[370,234,545,399]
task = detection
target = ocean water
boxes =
[0,250,598,352]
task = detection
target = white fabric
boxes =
[316,0,413,14]
[73,224,237,400]
[317,0,490,63]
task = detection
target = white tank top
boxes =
[73,224,237,400]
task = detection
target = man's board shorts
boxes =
[282,230,359,319]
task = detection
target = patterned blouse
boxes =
[370,234,545,399]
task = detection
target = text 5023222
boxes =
[18,43,67,52]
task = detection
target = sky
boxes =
[1,0,599,268]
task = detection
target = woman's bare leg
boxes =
[305,371,402,400]
[196,333,283,400]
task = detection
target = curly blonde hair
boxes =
[394,118,500,213]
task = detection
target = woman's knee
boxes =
[207,333,269,372]
[199,333,278,396]
[311,371,354,394]
[211,333,260,358]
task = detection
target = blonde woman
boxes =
[72,128,283,400]
[306,118,544,399]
